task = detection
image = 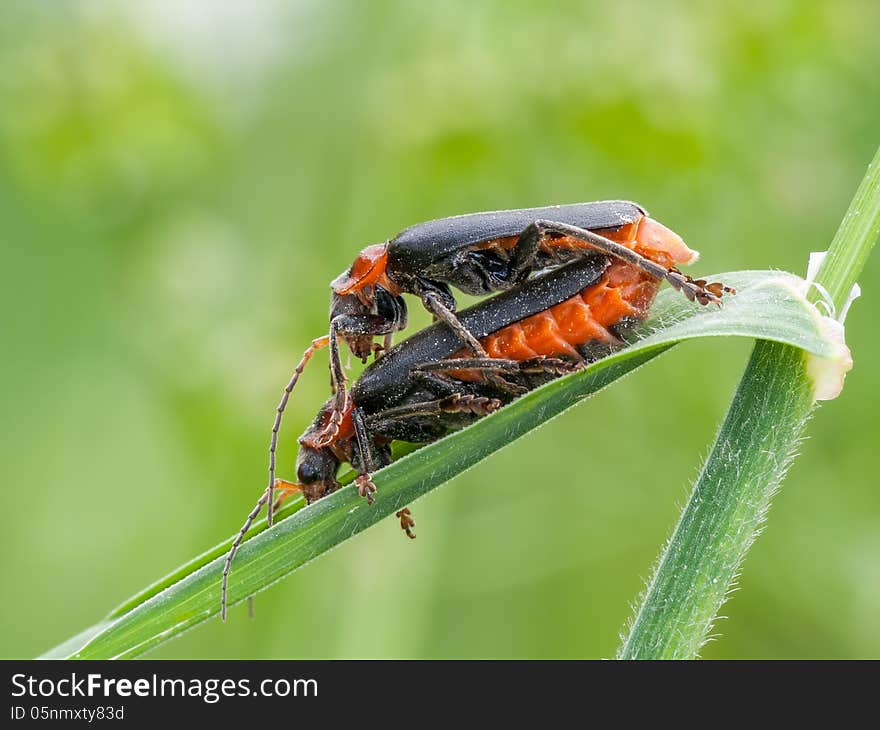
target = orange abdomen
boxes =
[452,260,659,376]
[452,211,696,375]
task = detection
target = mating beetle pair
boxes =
[266,201,729,525]
[220,201,733,620]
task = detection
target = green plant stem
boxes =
[811,146,880,311]
[618,341,812,659]
[619,145,880,659]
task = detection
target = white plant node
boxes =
[800,251,858,401]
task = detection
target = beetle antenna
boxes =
[267,335,330,527]
[221,479,303,622]
[221,486,271,622]
[222,335,330,622]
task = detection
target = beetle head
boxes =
[292,444,341,503]
[329,277,408,362]
[293,396,356,502]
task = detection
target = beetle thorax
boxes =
[331,243,401,297]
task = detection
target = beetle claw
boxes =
[396,508,416,539]
[356,474,377,504]
[311,395,349,448]
[666,268,735,307]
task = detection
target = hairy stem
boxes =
[619,145,880,659]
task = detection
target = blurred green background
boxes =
[2,0,878,659]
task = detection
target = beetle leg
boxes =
[419,289,526,394]
[411,369,470,397]
[507,223,545,283]
[316,314,397,449]
[373,371,485,438]
[415,356,581,397]
[420,290,486,355]
[364,391,503,444]
[366,393,503,428]
[396,507,416,539]
[355,402,417,534]
[418,356,582,376]
[321,319,350,443]
[511,220,732,306]
[351,407,378,505]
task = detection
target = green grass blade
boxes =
[42,270,844,659]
